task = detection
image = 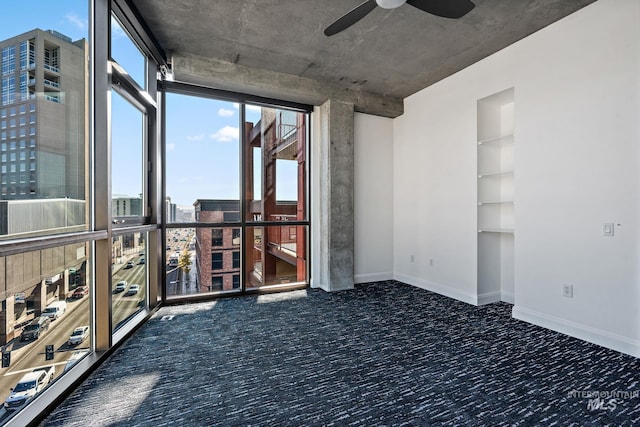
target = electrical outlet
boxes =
[562,284,573,298]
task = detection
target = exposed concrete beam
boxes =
[171,52,403,118]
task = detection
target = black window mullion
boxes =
[239,102,247,292]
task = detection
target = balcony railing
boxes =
[265,217,299,264]
[268,214,296,222]
[43,64,59,73]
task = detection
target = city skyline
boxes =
[2,1,298,208]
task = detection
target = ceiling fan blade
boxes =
[324,0,378,36]
[406,0,475,19]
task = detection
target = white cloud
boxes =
[218,108,235,118]
[66,13,88,32]
[186,134,205,141]
[166,143,176,151]
[111,18,127,39]
[232,103,261,113]
[210,126,239,143]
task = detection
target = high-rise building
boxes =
[112,195,142,217]
[0,29,87,201]
[0,29,88,341]
[165,197,177,223]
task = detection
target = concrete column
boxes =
[313,99,355,292]
[0,295,15,345]
[63,268,71,297]
[34,280,47,314]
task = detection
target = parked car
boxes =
[114,280,127,293]
[20,317,51,341]
[124,261,134,269]
[41,301,67,320]
[71,286,89,299]
[68,326,90,346]
[125,284,140,296]
[4,366,55,410]
[64,350,90,372]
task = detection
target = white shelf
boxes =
[478,170,514,178]
[477,87,515,304]
[478,200,514,205]
[477,134,514,146]
[478,228,514,234]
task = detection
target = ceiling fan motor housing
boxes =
[376,0,407,9]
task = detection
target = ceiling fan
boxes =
[324,0,475,36]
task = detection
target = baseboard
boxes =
[478,291,501,305]
[512,305,640,358]
[394,272,478,305]
[354,272,393,284]
[310,277,355,292]
[501,291,514,304]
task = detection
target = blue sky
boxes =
[1,1,88,42]
[3,0,298,208]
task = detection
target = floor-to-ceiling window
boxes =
[163,88,310,298]
[244,104,308,290]
[0,0,164,423]
[0,0,310,423]
[109,41,150,330]
[107,7,159,335]
[0,1,93,424]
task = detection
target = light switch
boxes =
[603,223,614,236]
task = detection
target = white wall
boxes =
[311,108,394,289]
[310,106,323,289]
[393,0,640,356]
[354,113,394,283]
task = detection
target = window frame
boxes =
[211,252,223,270]
[161,81,312,301]
[109,62,154,227]
[0,0,168,425]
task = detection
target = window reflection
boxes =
[110,16,146,89]
[111,91,144,217]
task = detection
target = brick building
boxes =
[194,199,241,292]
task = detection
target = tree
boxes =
[178,249,192,285]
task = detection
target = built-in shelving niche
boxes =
[477,88,514,305]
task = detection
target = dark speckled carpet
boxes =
[41,281,640,426]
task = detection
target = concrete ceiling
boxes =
[134,0,596,109]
